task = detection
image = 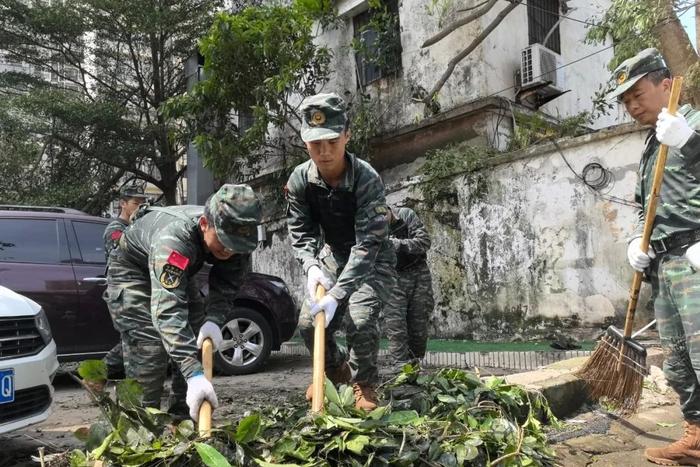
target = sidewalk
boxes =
[554,399,683,466]
[499,350,686,466]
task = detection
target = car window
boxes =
[71,221,107,264]
[0,218,62,264]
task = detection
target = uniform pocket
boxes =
[104,287,125,323]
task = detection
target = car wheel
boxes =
[215,307,273,375]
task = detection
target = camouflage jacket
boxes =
[119,205,250,379]
[633,104,700,241]
[103,217,129,261]
[390,207,430,271]
[286,152,394,301]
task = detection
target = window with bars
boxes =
[353,0,402,87]
[527,0,561,54]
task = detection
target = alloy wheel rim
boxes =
[218,317,264,367]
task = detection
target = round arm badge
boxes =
[159,251,190,289]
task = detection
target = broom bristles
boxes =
[575,334,648,413]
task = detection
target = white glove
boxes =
[656,108,695,149]
[627,237,656,272]
[186,374,218,422]
[306,265,334,303]
[309,295,338,328]
[197,321,223,351]
[686,242,700,270]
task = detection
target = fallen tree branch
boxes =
[421,0,497,48]
[457,0,490,13]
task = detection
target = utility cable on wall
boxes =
[550,138,639,208]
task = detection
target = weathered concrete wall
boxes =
[252,125,653,340]
[318,0,623,138]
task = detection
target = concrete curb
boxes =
[505,357,590,418]
[504,348,664,419]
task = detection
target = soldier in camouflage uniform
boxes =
[609,49,700,465]
[105,184,262,421]
[286,93,396,410]
[103,183,150,260]
[383,206,434,372]
[102,183,149,379]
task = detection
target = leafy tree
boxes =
[165,0,335,181]
[0,0,224,211]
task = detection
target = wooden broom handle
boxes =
[198,338,213,437]
[622,76,684,339]
[311,285,326,413]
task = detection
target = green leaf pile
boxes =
[69,366,557,466]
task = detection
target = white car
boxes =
[0,286,58,434]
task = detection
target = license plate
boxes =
[0,368,14,404]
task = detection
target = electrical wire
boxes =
[511,0,597,27]
[504,0,700,28]
[550,138,639,207]
[481,0,697,100]
[485,43,616,100]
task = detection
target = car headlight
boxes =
[34,309,52,345]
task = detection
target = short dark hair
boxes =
[645,68,671,85]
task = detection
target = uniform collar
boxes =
[307,152,356,189]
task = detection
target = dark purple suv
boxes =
[0,206,298,375]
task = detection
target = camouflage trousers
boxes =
[382,261,434,368]
[298,249,396,386]
[651,251,700,423]
[105,252,205,413]
[103,342,124,378]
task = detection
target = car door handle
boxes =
[82,277,107,286]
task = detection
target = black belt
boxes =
[650,229,700,255]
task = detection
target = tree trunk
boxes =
[655,0,700,105]
[156,161,180,205]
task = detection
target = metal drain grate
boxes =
[275,342,590,371]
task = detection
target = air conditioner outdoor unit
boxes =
[520,43,564,92]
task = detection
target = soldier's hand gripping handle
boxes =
[191,338,217,436]
[307,265,334,304]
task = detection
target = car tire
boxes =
[214,307,273,375]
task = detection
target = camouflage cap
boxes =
[606,48,668,101]
[208,183,262,253]
[119,183,149,199]
[300,92,348,142]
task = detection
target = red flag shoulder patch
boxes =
[167,250,190,270]
[111,230,123,241]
